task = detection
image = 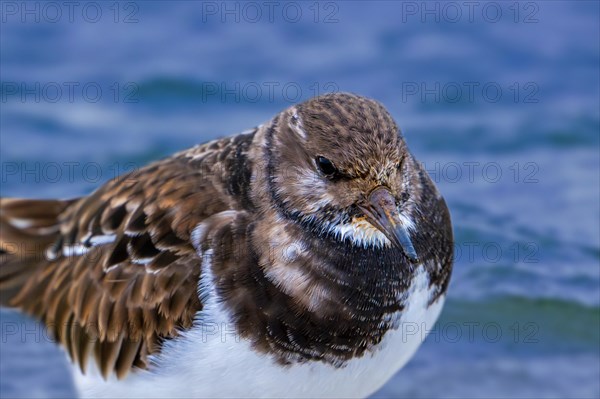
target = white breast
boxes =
[73,266,444,398]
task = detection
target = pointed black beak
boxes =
[358,186,419,262]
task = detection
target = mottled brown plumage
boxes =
[0,93,453,386]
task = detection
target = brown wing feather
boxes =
[0,134,250,379]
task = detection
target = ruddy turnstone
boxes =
[0,93,453,398]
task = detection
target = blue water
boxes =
[1,1,599,398]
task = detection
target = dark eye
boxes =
[315,156,338,177]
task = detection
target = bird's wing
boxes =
[0,130,257,379]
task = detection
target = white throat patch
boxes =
[330,218,391,248]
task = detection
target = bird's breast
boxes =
[74,265,444,399]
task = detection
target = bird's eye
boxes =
[315,156,338,177]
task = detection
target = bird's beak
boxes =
[359,186,419,262]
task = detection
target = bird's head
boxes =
[264,93,421,261]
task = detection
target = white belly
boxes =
[74,267,444,398]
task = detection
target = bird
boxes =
[0,92,453,398]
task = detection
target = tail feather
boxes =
[0,198,78,306]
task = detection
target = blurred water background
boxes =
[1,1,599,398]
